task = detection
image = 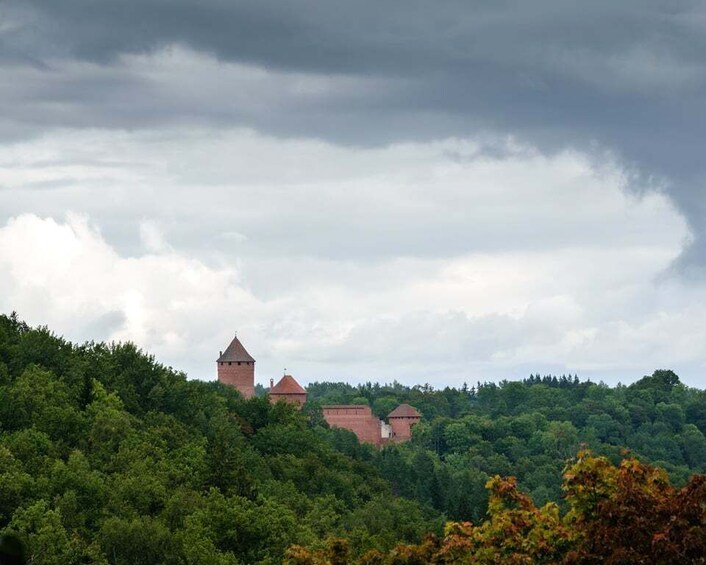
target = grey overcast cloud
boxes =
[1,1,705,386]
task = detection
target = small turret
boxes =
[388,404,421,441]
[269,374,307,407]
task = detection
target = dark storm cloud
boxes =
[3,0,706,266]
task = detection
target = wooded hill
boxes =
[1,313,705,563]
[304,369,706,524]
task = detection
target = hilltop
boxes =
[1,313,706,563]
[0,314,440,563]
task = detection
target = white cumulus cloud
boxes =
[0,129,704,386]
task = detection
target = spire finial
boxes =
[284,368,287,376]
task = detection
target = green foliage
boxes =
[1,313,705,564]
[0,315,440,563]
[291,453,706,564]
[308,370,706,524]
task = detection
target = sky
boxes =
[1,1,705,387]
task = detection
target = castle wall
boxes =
[217,361,255,398]
[322,406,383,446]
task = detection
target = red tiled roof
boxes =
[388,403,421,418]
[217,335,255,363]
[270,375,306,395]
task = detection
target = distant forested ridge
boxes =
[1,313,705,564]
[285,451,706,564]
[306,369,706,521]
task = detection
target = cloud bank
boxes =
[1,130,703,385]
[3,1,706,268]
[2,1,706,384]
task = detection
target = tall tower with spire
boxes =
[217,333,255,398]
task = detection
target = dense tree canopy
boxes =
[1,313,705,563]
[308,371,706,522]
[284,452,706,564]
[0,314,440,563]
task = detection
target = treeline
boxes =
[284,451,706,564]
[307,369,706,522]
[2,312,706,563]
[0,314,441,564]
[300,377,706,562]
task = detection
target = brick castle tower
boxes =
[269,374,307,406]
[217,334,255,398]
[387,404,421,441]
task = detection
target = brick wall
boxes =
[322,406,383,445]
[217,361,255,398]
[389,416,420,441]
[270,393,307,406]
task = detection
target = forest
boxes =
[1,312,705,564]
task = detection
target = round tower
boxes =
[388,403,421,441]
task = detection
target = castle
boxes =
[217,335,420,445]
[320,403,421,446]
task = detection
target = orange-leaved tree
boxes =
[436,475,574,564]
[284,451,706,564]
[563,451,706,564]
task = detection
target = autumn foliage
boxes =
[285,451,706,564]
[563,452,706,563]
